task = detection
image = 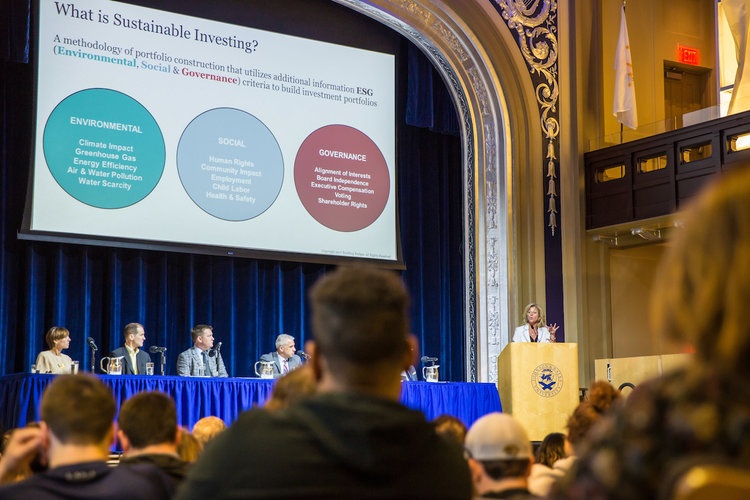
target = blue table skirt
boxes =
[0,373,501,431]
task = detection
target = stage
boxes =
[0,374,502,431]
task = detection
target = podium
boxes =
[497,343,579,441]
[594,353,693,393]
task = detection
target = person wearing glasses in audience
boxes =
[258,334,302,378]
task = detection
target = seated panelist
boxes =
[110,323,151,375]
[34,326,73,374]
[258,334,302,378]
[176,324,228,378]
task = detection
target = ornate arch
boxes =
[334,0,549,381]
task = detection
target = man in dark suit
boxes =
[258,334,302,378]
[111,323,151,375]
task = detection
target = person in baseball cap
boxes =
[464,412,538,499]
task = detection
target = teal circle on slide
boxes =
[177,108,283,221]
[43,88,165,209]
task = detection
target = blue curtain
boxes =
[0,5,466,379]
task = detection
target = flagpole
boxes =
[620,0,624,144]
[621,0,626,145]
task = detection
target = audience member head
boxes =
[535,432,566,467]
[464,412,533,495]
[44,326,70,351]
[176,428,202,462]
[191,416,226,446]
[432,414,468,446]
[190,324,214,351]
[0,423,46,482]
[275,334,296,359]
[123,322,146,349]
[308,266,415,393]
[41,374,115,447]
[522,303,546,327]
[264,364,316,411]
[566,380,620,453]
[651,168,750,376]
[117,391,178,453]
[0,429,9,457]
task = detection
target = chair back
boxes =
[670,465,750,500]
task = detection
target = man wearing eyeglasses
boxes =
[258,333,302,378]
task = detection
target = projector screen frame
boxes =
[20,0,406,269]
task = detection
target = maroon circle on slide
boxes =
[294,124,390,232]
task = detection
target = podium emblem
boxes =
[531,363,563,397]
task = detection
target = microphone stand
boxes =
[159,351,166,376]
[89,345,97,373]
[212,347,221,376]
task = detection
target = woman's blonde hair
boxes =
[650,167,750,375]
[522,303,546,327]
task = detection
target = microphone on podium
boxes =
[149,345,167,353]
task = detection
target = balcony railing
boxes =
[584,110,750,231]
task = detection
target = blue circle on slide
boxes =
[43,88,165,209]
[177,108,284,221]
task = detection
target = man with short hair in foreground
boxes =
[118,391,190,491]
[0,374,170,499]
[177,266,472,499]
[464,412,538,499]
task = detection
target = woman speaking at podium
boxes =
[512,303,559,343]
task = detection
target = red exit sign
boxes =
[677,45,700,65]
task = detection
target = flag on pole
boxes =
[613,3,638,129]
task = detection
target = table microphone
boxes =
[421,356,438,363]
[209,342,222,357]
[296,350,311,360]
[87,337,98,352]
[149,345,167,353]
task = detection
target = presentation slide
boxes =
[29,0,397,262]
